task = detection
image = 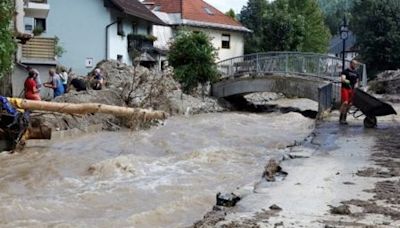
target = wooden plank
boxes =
[22,50,54,53]
[24,43,54,48]
[23,54,55,59]
[22,48,53,51]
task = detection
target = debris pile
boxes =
[369,70,400,94]
[94,60,225,114]
[34,60,225,130]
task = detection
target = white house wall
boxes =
[195,28,244,61]
[152,25,244,61]
[107,20,133,66]
[14,0,25,33]
[108,19,153,66]
[153,25,174,51]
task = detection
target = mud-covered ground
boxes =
[193,101,400,228]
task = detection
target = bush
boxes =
[168,31,218,93]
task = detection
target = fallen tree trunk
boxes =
[8,98,167,121]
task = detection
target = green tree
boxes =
[317,0,355,35]
[261,1,305,51]
[168,31,218,93]
[240,0,269,53]
[240,0,330,53]
[225,9,236,20]
[288,0,330,53]
[0,1,16,79]
[351,0,400,74]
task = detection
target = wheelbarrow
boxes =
[350,88,397,128]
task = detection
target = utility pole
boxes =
[340,16,349,72]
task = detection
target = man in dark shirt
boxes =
[339,60,360,124]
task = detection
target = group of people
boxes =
[24,67,104,101]
[24,67,68,100]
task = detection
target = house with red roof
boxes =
[143,0,251,62]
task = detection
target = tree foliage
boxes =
[168,31,218,93]
[225,9,236,20]
[351,0,400,74]
[317,0,355,35]
[261,1,305,51]
[240,0,330,53]
[0,1,16,79]
[240,0,268,53]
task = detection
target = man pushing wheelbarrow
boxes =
[339,60,397,127]
[339,60,360,125]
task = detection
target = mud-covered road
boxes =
[194,104,400,228]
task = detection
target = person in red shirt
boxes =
[24,71,41,100]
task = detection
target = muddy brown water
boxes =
[0,112,314,228]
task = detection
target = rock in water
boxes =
[216,192,241,207]
[329,204,351,215]
[262,159,282,181]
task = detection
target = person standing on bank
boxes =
[339,60,360,125]
[58,67,69,92]
[24,71,41,100]
[44,68,64,98]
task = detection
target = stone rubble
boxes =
[35,60,227,130]
[369,70,400,94]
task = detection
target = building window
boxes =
[204,7,214,15]
[117,18,124,36]
[221,34,230,49]
[147,25,152,35]
[25,24,33,31]
[117,55,123,63]
[34,18,46,32]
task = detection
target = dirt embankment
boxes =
[34,60,226,131]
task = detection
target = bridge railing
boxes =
[217,52,367,87]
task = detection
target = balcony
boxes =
[128,34,156,53]
[24,0,50,18]
[21,37,56,64]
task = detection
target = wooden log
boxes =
[8,98,168,121]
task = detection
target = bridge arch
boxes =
[212,52,367,115]
[212,75,328,101]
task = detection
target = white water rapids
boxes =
[0,111,314,227]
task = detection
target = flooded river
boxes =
[0,112,314,227]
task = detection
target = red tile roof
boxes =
[144,0,245,28]
[110,0,165,25]
[144,0,183,13]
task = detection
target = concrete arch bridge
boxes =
[211,52,367,116]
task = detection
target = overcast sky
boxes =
[204,0,248,14]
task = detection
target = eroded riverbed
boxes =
[0,112,314,227]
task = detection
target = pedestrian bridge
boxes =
[211,52,367,115]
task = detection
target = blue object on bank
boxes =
[0,96,18,116]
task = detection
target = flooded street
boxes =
[195,104,400,227]
[0,112,314,227]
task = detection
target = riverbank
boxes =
[193,102,400,228]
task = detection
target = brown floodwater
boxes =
[0,112,314,228]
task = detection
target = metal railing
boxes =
[217,52,368,113]
[217,52,367,87]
